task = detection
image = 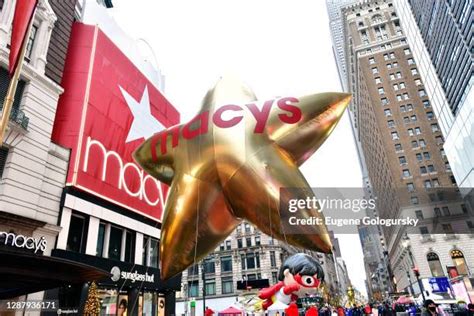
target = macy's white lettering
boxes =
[82,137,163,206]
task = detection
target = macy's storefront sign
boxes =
[0,231,47,254]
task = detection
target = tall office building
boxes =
[392,0,473,190]
[338,0,473,300]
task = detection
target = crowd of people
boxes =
[268,300,474,316]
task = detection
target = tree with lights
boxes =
[84,281,101,315]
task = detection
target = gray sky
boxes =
[111,0,367,296]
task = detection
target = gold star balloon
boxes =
[133,77,351,280]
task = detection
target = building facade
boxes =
[339,0,473,302]
[392,0,473,190]
[176,223,347,314]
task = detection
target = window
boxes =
[442,206,450,216]
[433,178,440,187]
[423,152,431,160]
[419,226,429,235]
[237,239,242,248]
[408,128,414,136]
[411,140,418,148]
[400,105,406,112]
[378,87,385,94]
[148,237,158,267]
[427,164,435,173]
[419,89,427,97]
[402,169,411,177]
[244,222,251,232]
[204,260,216,274]
[395,143,402,151]
[270,251,277,267]
[393,62,399,67]
[381,97,389,105]
[424,180,432,188]
[25,25,38,60]
[389,73,395,80]
[255,236,261,246]
[369,57,375,64]
[411,196,419,205]
[390,52,395,59]
[419,139,426,147]
[411,68,418,75]
[404,48,411,55]
[399,155,407,164]
[188,265,199,276]
[67,214,87,253]
[415,127,421,135]
[221,256,233,272]
[387,63,392,69]
[124,230,135,264]
[440,148,446,157]
[391,131,399,140]
[96,223,106,257]
[393,84,399,91]
[407,104,413,111]
[403,93,409,100]
[372,67,379,74]
[416,153,423,161]
[220,243,225,251]
[246,237,252,247]
[375,77,382,84]
[445,162,451,171]
[423,100,431,108]
[0,147,9,179]
[222,277,234,294]
[467,220,474,230]
[396,72,402,79]
[205,280,216,295]
[387,120,395,128]
[451,250,469,275]
[400,82,406,89]
[434,207,442,216]
[407,183,415,192]
[384,53,389,61]
[427,252,444,277]
[188,280,199,297]
[420,166,427,174]
[142,236,149,266]
[426,112,434,120]
[226,240,231,250]
[411,115,417,122]
[436,136,444,145]
[384,108,392,116]
[415,79,422,86]
[397,95,402,101]
[108,226,123,260]
[415,210,424,220]
[241,252,260,270]
[272,272,278,285]
[408,58,415,65]
[431,123,439,132]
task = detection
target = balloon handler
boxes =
[258,253,324,310]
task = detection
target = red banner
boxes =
[9,0,38,76]
[52,23,180,221]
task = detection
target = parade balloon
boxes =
[259,253,324,310]
[133,76,351,280]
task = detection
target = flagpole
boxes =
[0,9,36,144]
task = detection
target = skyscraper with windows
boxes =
[392,0,473,190]
[337,0,473,300]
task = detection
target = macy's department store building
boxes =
[45,21,181,315]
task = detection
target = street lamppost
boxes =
[402,235,426,302]
[399,267,415,296]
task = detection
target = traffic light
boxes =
[412,267,420,277]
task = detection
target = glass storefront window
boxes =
[149,238,158,268]
[67,214,87,253]
[97,288,118,316]
[117,295,128,316]
[124,230,135,263]
[108,226,123,260]
[96,223,106,257]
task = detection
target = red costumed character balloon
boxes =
[259,253,324,310]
